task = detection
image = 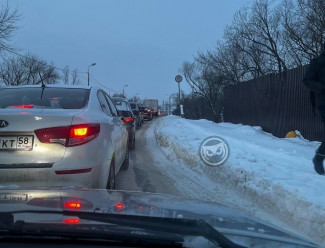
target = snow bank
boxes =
[154,115,325,244]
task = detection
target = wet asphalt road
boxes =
[115,118,178,195]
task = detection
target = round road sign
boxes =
[175,75,183,83]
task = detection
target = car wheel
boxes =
[106,159,115,189]
[121,144,129,171]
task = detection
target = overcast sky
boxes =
[6,0,250,103]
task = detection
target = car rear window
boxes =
[112,100,129,111]
[0,87,90,109]
[119,110,132,118]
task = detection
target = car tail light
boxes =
[123,117,133,122]
[11,104,34,109]
[64,201,82,209]
[114,203,125,211]
[35,123,100,147]
[63,218,80,224]
[148,109,151,112]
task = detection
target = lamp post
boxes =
[122,84,128,97]
[88,63,96,86]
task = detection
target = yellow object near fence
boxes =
[285,131,297,138]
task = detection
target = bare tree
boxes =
[71,68,79,85]
[282,0,325,65]
[0,54,60,85]
[181,60,225,122]
[62,65,69,84]
[0,3,20,55]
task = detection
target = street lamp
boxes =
[122,84,128,97]
[88,62,96,86]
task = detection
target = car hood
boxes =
[0,187,319,247]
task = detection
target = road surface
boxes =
[116,118,178,195]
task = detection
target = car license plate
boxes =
[0,193,28,201]
[0,136,34,151]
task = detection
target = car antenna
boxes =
[39,72,46,99]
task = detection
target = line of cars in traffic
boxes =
[0,84,158,190]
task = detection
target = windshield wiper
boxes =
[0,211,247,248]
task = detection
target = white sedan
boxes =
[0,85,129,189]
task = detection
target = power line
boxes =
[89,74,119,93]
[1,46,88,75]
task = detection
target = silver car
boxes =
[0,85,129,189]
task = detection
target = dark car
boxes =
[111,97,136,150]
[139,105,153,121]
[129,102,143,128]
[152,109,159,118]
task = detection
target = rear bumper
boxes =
[143,114,151,120]
[0,166,95,188]
[0,141,113,189]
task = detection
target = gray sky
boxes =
[7,0,250,103]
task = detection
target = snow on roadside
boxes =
[153,115,325,244]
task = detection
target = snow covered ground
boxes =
[152,115,325,244]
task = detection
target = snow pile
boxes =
[153,115,325,244]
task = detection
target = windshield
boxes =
[0,1,323,247]
[0,87,89,109]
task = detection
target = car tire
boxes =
[106,159,115,189]
[121,144,129,171]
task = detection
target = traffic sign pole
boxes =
[175,75,183,117]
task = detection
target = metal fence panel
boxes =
[224,66,325,141]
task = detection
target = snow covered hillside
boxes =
[153,115,325,244]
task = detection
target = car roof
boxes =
[111,97,128,102]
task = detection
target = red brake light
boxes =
[123,117,133,122]
[148,109,151,112]
[63,218,80,224]
[11,104,34,109]
[114,203,125,211]
[71,127,88,137]
[35,123,100,147]
[64,201,82,209]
